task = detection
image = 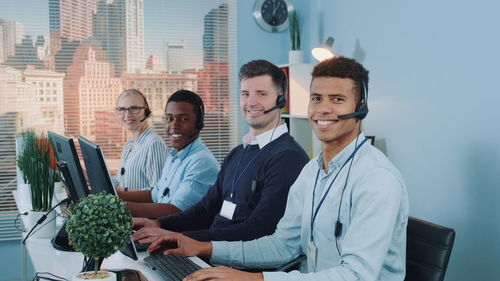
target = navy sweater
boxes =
[158,133,309,242]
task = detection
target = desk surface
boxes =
[14,190,209,280]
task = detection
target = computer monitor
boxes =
[77,135,138,261]
[48,131,89,202]
[77,135,115,195]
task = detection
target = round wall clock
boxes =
[253,0,295,33]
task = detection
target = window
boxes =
[0,0,237,241]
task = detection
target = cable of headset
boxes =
[334,134,360,255]
[32,272,68,281]
[22,198,71,244]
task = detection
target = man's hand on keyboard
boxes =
[132,218,160,230]
[148,232,212,258]
[184,267,264,281]
[132,226,167,243]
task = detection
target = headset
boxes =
[337,79,369,120]
[263,69,288,114]
[194,96,205,131]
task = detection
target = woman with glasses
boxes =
[114,89,168,190]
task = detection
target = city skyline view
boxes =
[0,0,227,69]
[0,0,235,214]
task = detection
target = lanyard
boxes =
[230,145,269,200]
[310,138,368,242]
[160,141,194,198]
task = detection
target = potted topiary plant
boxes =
[16,130,60,238]
[66,192,132,281]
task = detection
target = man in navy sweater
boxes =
[133,60,309,242]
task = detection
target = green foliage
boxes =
[289,10,300,51]
[66,193,132,273]
[16,130,58,211]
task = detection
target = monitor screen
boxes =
[48,131,89,202]
[77,135,115,195]
[77,135,138,261]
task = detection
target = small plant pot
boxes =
[26,210,56,239]
[289,50,304,64]
[72,271,116,281]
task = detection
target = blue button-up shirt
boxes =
[211,133,409,281]
[151,137,219,211]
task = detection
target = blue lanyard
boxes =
[310,138,368,242]
[230,144,269,200]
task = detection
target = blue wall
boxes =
[239,1,500,280]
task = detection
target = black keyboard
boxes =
[133,241,150,252]
[144,254,202,281]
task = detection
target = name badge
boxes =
[220,200,236,220]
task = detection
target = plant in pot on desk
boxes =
[67,192,132,281]
[17,130,60,238]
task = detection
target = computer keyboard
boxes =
[133,241,150,252]
[144,253,201,281]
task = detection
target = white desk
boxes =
[14,190,209,280]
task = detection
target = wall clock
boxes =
[253,0,295,33]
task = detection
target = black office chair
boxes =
[405,217,455,281]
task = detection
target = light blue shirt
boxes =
[151,137,219,211]
[211,133,409,281]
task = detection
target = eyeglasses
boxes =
[115,106,146,115]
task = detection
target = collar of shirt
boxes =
[168,137,201,160]
[242,123,288,149]
[136,127,153,144]
[316,132,366,177]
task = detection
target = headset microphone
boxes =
[337,108,368,120]
[263,94,286,114]
[337,79,369,120]
[263,105,279,114]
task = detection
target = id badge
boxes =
[220,200,236,220]
[307,239,318,272]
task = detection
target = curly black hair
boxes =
[312,56,369,102]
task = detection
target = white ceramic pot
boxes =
[72,271,116,281]
[289,50,304,64]
[26,210,56,239]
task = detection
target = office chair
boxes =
[405,217,455,281]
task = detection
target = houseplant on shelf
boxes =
[288,10,302,64]
[66,192,132,281]
[16,130,60,238]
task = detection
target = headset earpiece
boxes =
[276,94,286,109]
[196,103,205,131]
[355,79,369,120]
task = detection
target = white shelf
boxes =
[282,63,320,159]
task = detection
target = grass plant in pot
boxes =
[66,193,132,281]
[288,10,303,64]
[16,130,60,238]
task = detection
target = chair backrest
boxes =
[405,217,455,281]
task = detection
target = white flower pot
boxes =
[26,210,56,239]
[72,271,116,281]
[289,50,304,64]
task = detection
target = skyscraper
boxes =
[93,0,145,76]
[0,19,23,61]
[48,0,97,68]
[203,4,228,63]
[64,40,122,138]
[0,26,4,64]
[164,41,185,73]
